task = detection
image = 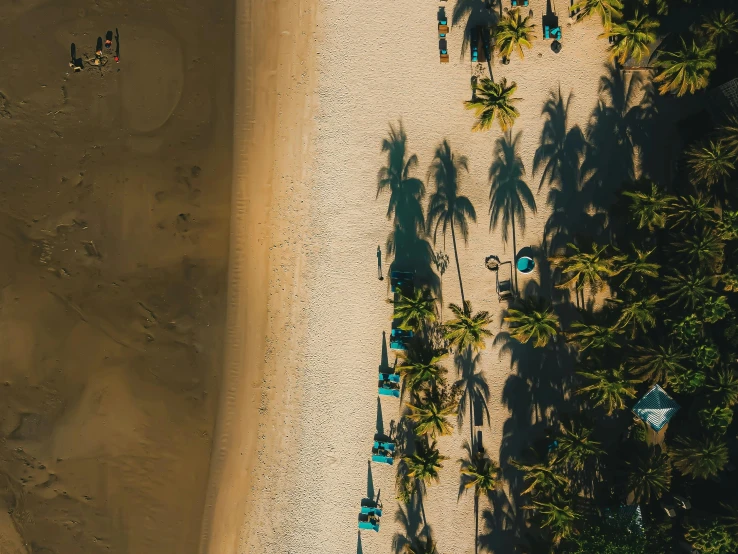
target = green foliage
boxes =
[654,38,716,96]
[406,397,456,438]
[504,296,561,348]
[555,419,605,472]
[604,11,659,65]
[567,321,621,352]
[494,8,536,60]
[390,287,437,331]
[669,435,729,479]
[693,341,720,369]
[627,343,688,385]
[444,301,493,352]
[551,243,623,294]
[670,365,707,394]
[663,271,712,309]
[672,230,724,272]
[572,0,624,28]
[576,365,638,415]
[524,498,580,545]
[686,139,736,189]
[458,441,500,497]
[668,194,716,228]
[465,77,520,132]
[697,405,733,433]
[700,295,731,323]
[685,519,738,554]
[403,440,448,489]
[610,294,661,339]
[667,313,702,345]
[510,456,570,498]
[564,520,671,553]
[626,447,672,503]
[707,367,738,407]
[701,10,738,50]
[622,182,674,231]
[397,344,448,393]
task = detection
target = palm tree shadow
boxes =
[581,64,654,228]
[477,489,522,553]
[376,397,384,436]
[489,131,537,292]
[367,459,375,501]
[392,495,431,554]
[357,530,363,554]
[451,0,500,65]
[378,121,440,294]
[454,347,491,448]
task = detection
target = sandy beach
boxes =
[205,0,621,553]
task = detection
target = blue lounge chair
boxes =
[438,18,449,38]
[390,328,412,350]
[358,514,380,532]
[361,506,383,517]
[374,440,396,452]
[372,439,396,465]
[544,26,561,40]
[390,271,414,293]
[471,27,479,62]
[511,0,529,6]
[378,381,400,397]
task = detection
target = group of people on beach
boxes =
[69,28,120,72]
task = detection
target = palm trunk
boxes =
[511,211,518,295]
[418,486,428,526]
[451,216,466,307]
[474,494,480,554]
[469,391,475,449]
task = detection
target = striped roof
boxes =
[632,384,680,431]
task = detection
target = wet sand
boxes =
[0,1,234,553]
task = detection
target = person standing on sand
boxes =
[114,28,120,63]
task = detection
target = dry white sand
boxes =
[206,0,633,552]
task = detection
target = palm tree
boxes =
[604,11,659,65]
[454,348,490,444]
[572,0,623,28]
[672,230,724,272]
[610,295,660,338]
[533,87,585,191]
[404,440,448,520]
[427,140,477,306]
[718,115,738,157]
[398,345,449,394]
[626,448,672,503]
[510,457,570,498]
[406,397,456,438]
[576,364,638,415]
[701,9,738,50]
[686,139,736,190]
[459,441,500,554]
[566,321,621,352]
[669,436,729,479]
[663,271,712,309]
[494,8,536,61]
[445,301,493,353]
[524,499,580,546]
[465,77,520,132]
[377,122,426,232]
[614,247,660,290]
[707,367,738,407]
[550,243,621,306]
[489,131,536,291]
[504,296,561,348]
[654,38,716,96]
[668,195,716,228]
[622,181,675,231]
[390,287,437,331]
[627,343,688,385]
[555,419,605,472]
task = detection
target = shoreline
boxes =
[199,0,318,552]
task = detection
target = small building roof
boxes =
[632,384,680,431]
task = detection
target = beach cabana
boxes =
[632,385,680,432]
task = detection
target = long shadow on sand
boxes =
[392,493,435,554]
[377,122,440,296]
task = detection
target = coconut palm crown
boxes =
[445,301,494,352]
[465,77,520,132]
[604,11,659,65]
[654,38,716,97]
[495,8,536,61]
[504,296,561,348]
